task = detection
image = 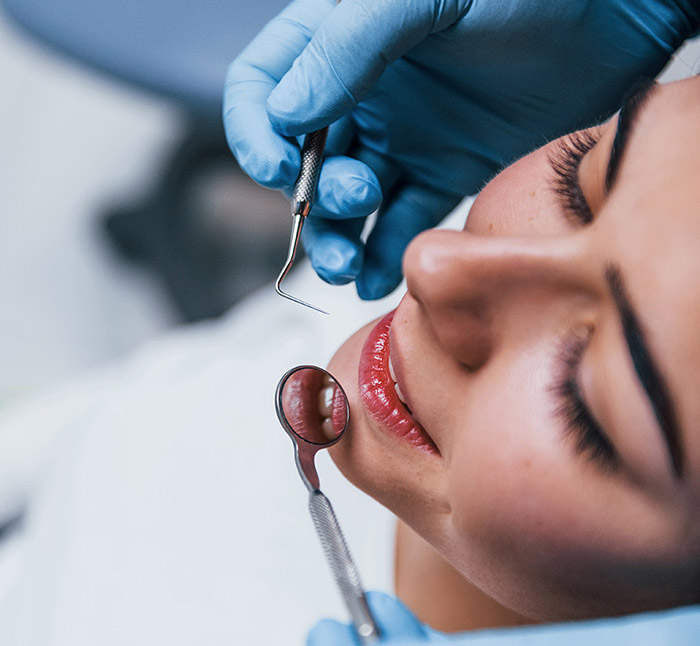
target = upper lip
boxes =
[388,332,416,416]
[387,312,440,455]
[358,310,439,455]
[389,306,442,455]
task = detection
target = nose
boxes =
[403,229,599,368]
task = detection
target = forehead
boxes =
[602,76,700,481]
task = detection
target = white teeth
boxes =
[321,417,336,440]
[319,387,338,439]
[318,386,334,418]
[388,356,397,382]
[389,356,408,407]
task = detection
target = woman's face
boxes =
[327,76,700,621]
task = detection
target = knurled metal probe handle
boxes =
[308,490,381,643]
[275,0,339,313]
[291,0,338,216]
[292,128,329,217]
[275,126,330,314]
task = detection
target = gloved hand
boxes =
[306,591,446,645]
[306,592,700,646]
[225,0,699,299]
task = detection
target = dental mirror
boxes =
[275,365,380,643]
[275,365,348,491]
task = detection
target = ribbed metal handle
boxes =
[291,128,329,217]
[308,490,381,643]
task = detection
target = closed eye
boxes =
[551,331,619,473]
[548,128,602,227]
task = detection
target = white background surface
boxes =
[0,8,180,394]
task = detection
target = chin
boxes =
[326,314,451,548]
[325,316,385,494]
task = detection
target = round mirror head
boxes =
[276,365,349,446]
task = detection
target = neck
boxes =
[394,520,532,633]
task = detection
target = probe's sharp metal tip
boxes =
[275,212,329,315]
[275,279,329,315]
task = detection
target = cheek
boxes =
[466,144,570,237]
[437,356,693,619]
[436,356,637,618]
[443,361,572,572]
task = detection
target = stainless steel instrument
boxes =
[275,119,331,315]
[275,365,380,643]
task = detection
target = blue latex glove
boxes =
[307,591,700,645]
[224,0,699,299]
[307,591,445,645]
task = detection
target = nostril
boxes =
[404,230,497,368]
[408,289,493,371]
[437,317,493,370]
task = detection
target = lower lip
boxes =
[358,311,438,454]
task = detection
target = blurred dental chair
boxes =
[0,0,291,320]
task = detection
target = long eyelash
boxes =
[548,129,601,226]
[551,333,619,471]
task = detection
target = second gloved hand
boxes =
[225,0,698,299]
[306,593,700,645]
[307,591,447,645]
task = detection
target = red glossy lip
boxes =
[358,310,439,454]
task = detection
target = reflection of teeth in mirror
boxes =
[319,386,334,417]
[321,417,335,440]
[319,385,338,440]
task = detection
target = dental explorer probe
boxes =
[275,128,330,314]
[276,0,342,315]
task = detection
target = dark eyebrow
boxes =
[605,80,657,193]
[605,265,684,478]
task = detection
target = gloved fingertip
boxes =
[266,89,311,137]
[365,591,417,620]
[307,618,358,646]
[236,140,300,189]
[365,590,400,607]
[255,158,299,189]
[314,157,382,219]
[267,66,355,137]
[365,591,431,639]
[337,175,382,217]
[356,269,402,301]
[318,177,382,220]
[311,244,362,285]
